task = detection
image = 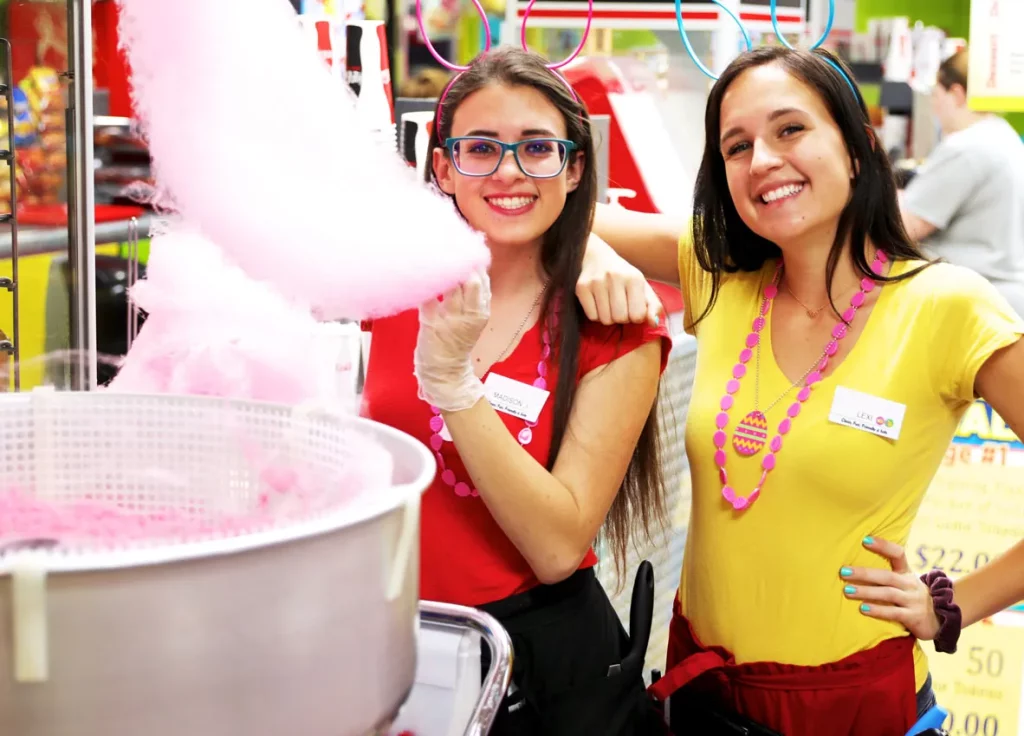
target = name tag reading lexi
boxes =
[828,386,907,441]
[483,373,550,423]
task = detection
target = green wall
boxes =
[854,0,971,37]
[1007,113,1024,135]
[855,0,1023,135]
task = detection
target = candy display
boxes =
[0,65,67,213]
[16,65,65,206]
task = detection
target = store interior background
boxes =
[1,0,1023,395]
[0,1,1021,734]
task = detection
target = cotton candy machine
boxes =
[0,388,434,736]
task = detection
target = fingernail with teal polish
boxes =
[840,567,853,577]
[654,315,660,326]
[863,536,874,546]
[844,585,857,595]
[860,603,871,613]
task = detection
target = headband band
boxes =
[675,0,858,97]
[415,0,594,134]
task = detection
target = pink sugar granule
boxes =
[0,491,271,547]
[0,450,392,549]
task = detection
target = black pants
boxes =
[479,567,659,736]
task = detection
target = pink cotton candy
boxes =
[115,0,489,321]
[107,229,351,406]
[0,491,262,548]
[0,421,395,550]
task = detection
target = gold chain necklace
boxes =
[781,278,858,320]
[782,283,828,318]
[495,282,549,361]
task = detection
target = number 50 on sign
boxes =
[926,621,1024,736]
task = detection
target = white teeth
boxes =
[488,196,535,210]
[761,183,804,203]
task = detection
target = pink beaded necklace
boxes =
[715,250,889,512]
[427,307,558,498]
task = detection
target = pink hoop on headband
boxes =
[422,0,595,136]
[415,0,492,72]
[416,0,493,136]
[520,0,594,71]
[432,72,460,134]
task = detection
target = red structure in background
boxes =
[8,0,134,118]
[564,56,684,314]
[93,0,134,118]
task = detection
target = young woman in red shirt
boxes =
[361,47,671,735]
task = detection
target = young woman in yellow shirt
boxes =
[577,46,1024,736]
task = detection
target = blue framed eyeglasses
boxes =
[444,136,578,179]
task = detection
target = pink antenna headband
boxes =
[414,0,594,133]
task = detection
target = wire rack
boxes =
[0,37,21,392]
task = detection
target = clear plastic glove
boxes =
[414,269,491,412]
[576,234,664,326]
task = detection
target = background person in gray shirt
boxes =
[900,49,1024,317]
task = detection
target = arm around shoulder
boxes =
[591,202,687,286]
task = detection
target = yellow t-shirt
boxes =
[676,234,1024,689]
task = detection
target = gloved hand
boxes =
[414,269,491,412]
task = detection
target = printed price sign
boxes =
[926,621,1024,736]
[909,402,1024,586]
[910,401,1024,733]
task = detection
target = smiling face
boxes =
[432,82,583,250]
[717,63,855,250]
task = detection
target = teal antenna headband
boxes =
[675,0,859,97]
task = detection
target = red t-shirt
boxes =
[361,309,670,607]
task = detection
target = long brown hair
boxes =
[426,47,667,579]
[689,47,931,329]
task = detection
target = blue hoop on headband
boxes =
[674,0,752,80]
[675,0,858,97]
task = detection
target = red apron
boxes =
[648,596,918,736]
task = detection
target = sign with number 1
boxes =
[909,400,1024,734]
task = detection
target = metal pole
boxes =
[66,0,97,390]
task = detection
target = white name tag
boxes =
[828,386,906,441]
[483,373,550,423]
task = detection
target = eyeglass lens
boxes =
[452,138,568,178]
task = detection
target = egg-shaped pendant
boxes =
[732,410,768,456]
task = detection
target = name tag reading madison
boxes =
[829,386,907,441]
[484,373,550,423]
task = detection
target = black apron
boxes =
[478,566,661,736]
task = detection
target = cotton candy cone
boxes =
[115,0,488,321]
